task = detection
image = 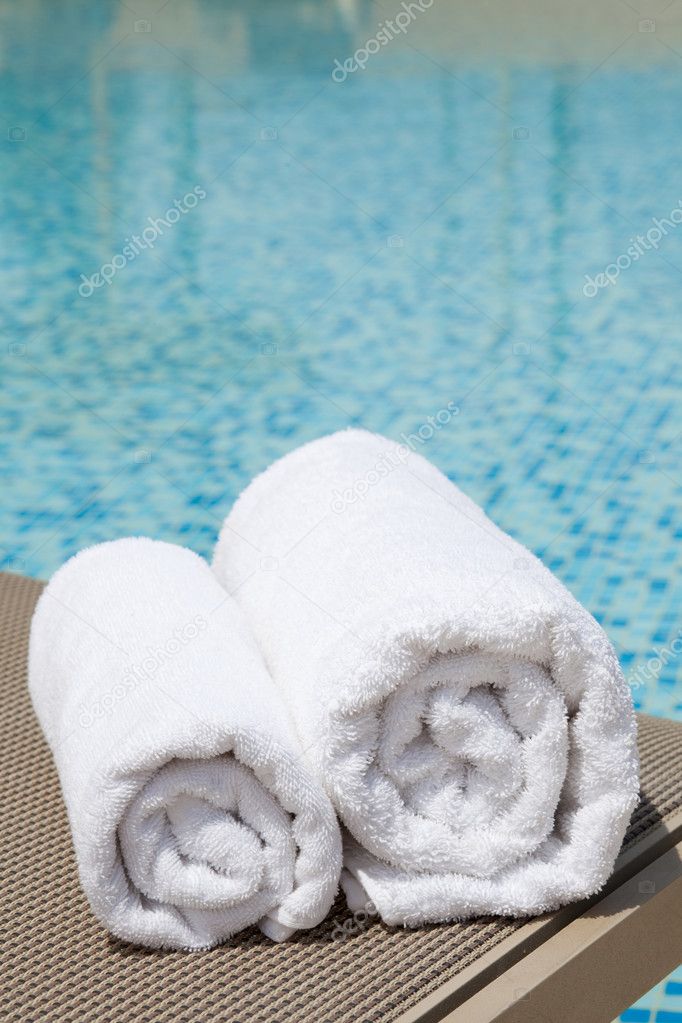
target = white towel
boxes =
[212,429,639,925]
[29,537,341,948]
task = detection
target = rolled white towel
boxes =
[212,429,639,925]
[29,538,341,948]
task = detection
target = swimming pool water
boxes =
[0,2,680,1015]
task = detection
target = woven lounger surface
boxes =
[1,571,681,1023]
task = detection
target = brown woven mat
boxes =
[1,570,681,1023]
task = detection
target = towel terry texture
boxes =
[212,429,639,926]
[29,538,341,949]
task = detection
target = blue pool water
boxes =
[1,1,680,1014]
